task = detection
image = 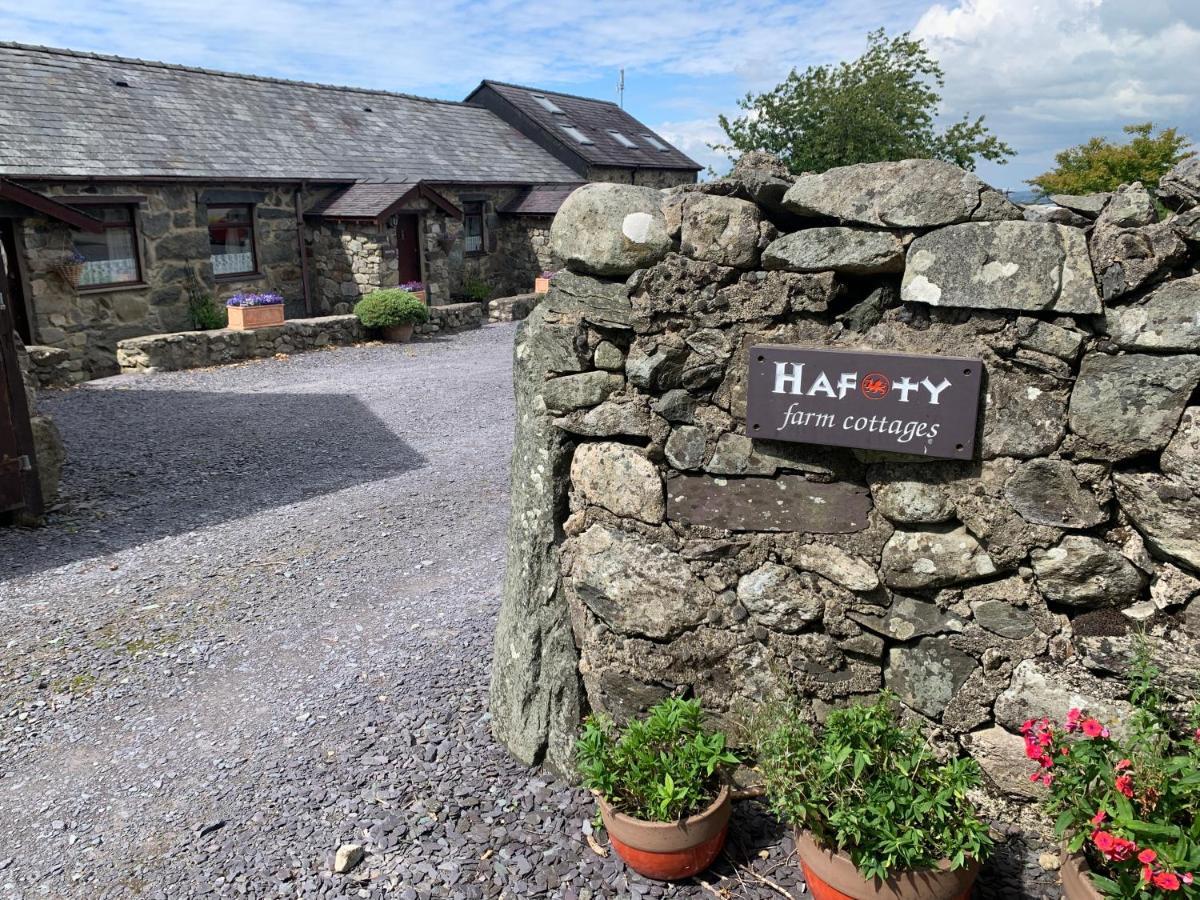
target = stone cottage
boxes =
[0,44,699,381]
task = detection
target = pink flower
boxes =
[1082,718,1105,738]
[1183,873,1194,885]
[1116,774,1135,798]
[1139,849,1158,865]
[1152,871,1182,891]
[1092,831,1116,854]
[1115,758,1132,771]
[1091,810,1107,826]
[1066,708,1083,732]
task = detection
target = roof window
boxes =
[608,130,638,149]
[642,134,670,152]
[110,77,131,88]
[532,94,566,114]
[560,125,594,145]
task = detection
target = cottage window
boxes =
[641,134,670,152]
[463,201,486,255]
[208,204,257,277]
[72,206,141,288]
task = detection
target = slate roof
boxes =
[501,185,584,216]
[0,43,581,184]
[305,181,462,220]
[469,81,701,172]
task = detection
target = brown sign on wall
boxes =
[746,345,983,460]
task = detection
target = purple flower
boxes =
[399,281,425,293]
[539,270,558,279]
[226,292,284,308]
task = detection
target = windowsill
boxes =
[77,281,148,295]
[214,271,265,284]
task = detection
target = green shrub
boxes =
[353,290,430,328]
[753,692,992,880]
[576,697,739,823]
[188,294,226,330]
[462,277,492,303]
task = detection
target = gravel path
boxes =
[0,325,803,900]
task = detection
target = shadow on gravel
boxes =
[2,389,425,578]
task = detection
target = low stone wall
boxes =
[491,154,1200,887]
[418,301,484,334]
[23,344,76,388]
[488,293,542,323]
[116,315,365,374]
[14,337,65,512]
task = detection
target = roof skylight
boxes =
[532,94,566,114]
[608,130,638,149]
[560,125,594,145]
[641,134,670,152]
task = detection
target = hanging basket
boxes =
[55,261,85,287]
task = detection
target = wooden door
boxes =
[0,235,41,517]
[395,215,422,284]
[0,221,30,344]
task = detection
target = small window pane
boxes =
[560,125,593,145]
[642,134,670,152]
[608,130,638,149]
[208,205,256,276]
[72,207,139,287]
[464,203,484,254]
[532,94,565,114]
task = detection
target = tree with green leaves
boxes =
[1028,123,1194,196]
[713,29,1014,174]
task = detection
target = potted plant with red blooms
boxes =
[1024,643,1200,898]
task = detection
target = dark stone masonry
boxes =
[490,152,1200,892]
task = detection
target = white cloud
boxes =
[914,0,1200,187]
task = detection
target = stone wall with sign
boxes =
[490,154,1200,880]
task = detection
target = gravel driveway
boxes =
[0,325,803,900]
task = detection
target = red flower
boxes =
[1152,871,1182,891]
[1091,810,1107,826]
[1111,837,1138,862]
[1082,718,1105,738]
[1020,718,1035,736]
[1066,708,1083,732]
[1092,831,1116,854]
[1115,758,1132,771]
[1116,774,1135,798]
[1139,849,1158,865]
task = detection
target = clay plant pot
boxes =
[534,276,551,294]
[1060,851,1104,900]
[796,831,980,900]
[381,323,415,343]
[597,785,731,881]
[227,303,285,331]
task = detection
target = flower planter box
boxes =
[410,289,427,304]
[227,303,285,330]
[797,832,980,900]
[534,277,551,294]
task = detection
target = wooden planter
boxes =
[796,832,979,900]
[227,303,285,331]
[598,786,730,881]
[534,277,551,294]
[409,290,427,304]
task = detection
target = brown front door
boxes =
[396,215,422,285]
[0,221,31,345]
[0,235,42,516]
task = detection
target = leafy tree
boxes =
[713,29,1013,174]
[1028,123,1194,196]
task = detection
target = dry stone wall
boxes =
[491,154,1200,850]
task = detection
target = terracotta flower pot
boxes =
[382,323,415,343]
[598,785,731,881]
[534,276,551,294]
[227,303,285,330]
[1060,851,1104,900]
[796,831,980,900]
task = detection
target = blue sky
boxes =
[2,0,1198,190]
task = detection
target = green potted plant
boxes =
[753,692,991,900]
[1025,642,1200,898]
[576,697,739,881]
[353,288,430,343]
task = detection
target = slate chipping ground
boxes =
[0,324,814,900]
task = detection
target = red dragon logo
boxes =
[861,373,891,399]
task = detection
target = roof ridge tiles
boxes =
[478,79,621,108]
